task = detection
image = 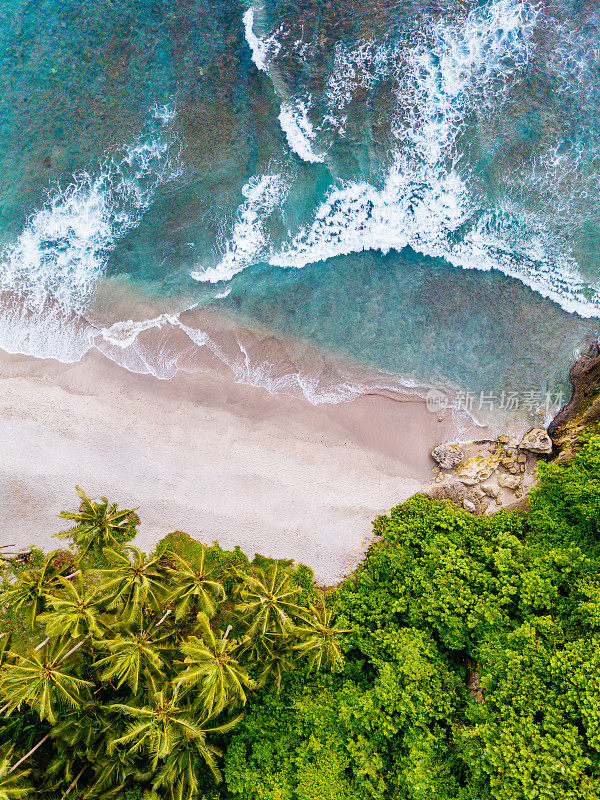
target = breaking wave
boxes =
[0,111,181,361]
[198,0,600,318]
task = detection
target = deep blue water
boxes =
[0,0,599,404]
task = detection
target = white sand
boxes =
[0,348,483,584]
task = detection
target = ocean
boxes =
[1,0,599,416]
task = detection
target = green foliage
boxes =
[222,435,600,800]
[0,494,343,799]
[56,485,139,557]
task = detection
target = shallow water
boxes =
[0,0,599,409]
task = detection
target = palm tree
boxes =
[56,486,139,556]
[294,602,348,672]
[0,640,92,724]
[38,572,105,640]
[174,613,254,715]
[152,735,231,798]
[47,704,135,799]
[93,546,165,626]
[94,630,167,694]
[242,632,296,689]
[1,552,64,630]
[0,751,32,800]
[234,564,305,637]
[109,686,240,774]
[81,749,139,799]
[165,551,225,621]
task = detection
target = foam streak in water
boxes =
[0,111,180,363]
[262,0,600,317]
[243,8,281,73]
[192,174,288,284]
[278,100,324,164]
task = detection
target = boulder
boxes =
[442,480,479,508]
[481,483,499,499]
[456,449,502,485]
[431,442,463,470]
[498,473,522,490]
[519,427,553,455]
[422,479,478,510]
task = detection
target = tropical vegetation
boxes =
[2,432,600,798]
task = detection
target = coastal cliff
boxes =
[549,342,600,461]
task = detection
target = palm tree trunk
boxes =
[155,608,172,628]
[60,765,87,799]
[56,636,89,666]
[9,733,50,772]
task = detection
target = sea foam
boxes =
[229,0,600,317]
[278,100,324,164]
[192,174,288,284]
[243,8,324,164]
[0,110,180,363]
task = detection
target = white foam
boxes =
[278,100,324,163]
[0,125,179,314]
[210,1,600,319]
[0,110,181,365]
[243,8,325,164]
[0,297,94,363]
[243,8,281,73]
[261,0,600,317]
[191,174,288,284]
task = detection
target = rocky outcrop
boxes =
[548,343,600,461]
[456,448,502,485]
[426,434,540,515]
[519,428,553,455]
[431,442,464,470]
[422,479,479,511]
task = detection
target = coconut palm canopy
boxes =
[0,490,344,799]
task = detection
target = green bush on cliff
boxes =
[3,435,600,798]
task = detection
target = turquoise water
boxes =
[0,0,599,404]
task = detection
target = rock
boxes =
[43,155,51,167]
[474,487,485,500]
[548,345,600,460]
[481,483,499,499]
[517,453,527,464]
[463,499,477,514]
[498,434,510,444]
[456,449,502,485]
[478,498,491,513]
[519,428,553,455]
[430,442,463,470]
[498,473,522,490]
[422,479,478,510]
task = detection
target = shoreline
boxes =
[0,344,494,585]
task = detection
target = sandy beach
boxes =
[0,346,487,584]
